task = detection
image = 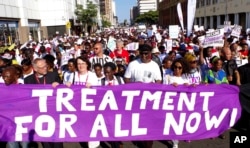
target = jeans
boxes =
[8,142,29,148]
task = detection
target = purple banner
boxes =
[0,83,241,142]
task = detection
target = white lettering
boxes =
[99,90,118,110]
[90,114,108,137]
[230,108,238,127]
[59,114,77,138]
[81,88,96,111]
[200,92,214,111]
[205,109,229,130]
[35,115,55,137]
[178,92,196,111]
[122,91,140,110]
[131,113,147,136]
[162,92,177,110]
[56,88,76,112]
[114,114,129,137]
[140,91,162,110]
[32,89,53,112]
[186,113,201,133]
[163,113,185,135]
[14,116,32,141]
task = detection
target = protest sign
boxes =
[169,25,179,39]
[0,84,241,142]
[165,39,173,53]
[203,29,224,48]
[224,21,232,33]
[231,25,242,38]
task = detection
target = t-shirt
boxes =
[89,55,113,69]
[164,74,189,85]
[68,71,98,86]
[97,75,124,86]
[204,69,228,84]
[124,59,162,83]
[185,68,202,84]
[109,49,130,63]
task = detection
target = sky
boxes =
[115,0,137,23]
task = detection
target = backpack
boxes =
[101,76,122,86]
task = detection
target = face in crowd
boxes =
[171,58,189,77]
[223,48,232,60]
[162,58,172,69]
[2,66,18,85]
[67,61,76,73]
[94,64,103,78]
[33,59,48,76]
[173,62,183,76]
[212,58,223,71]
[103,62,116,80]
[116,41,124,50]
[139,44,152,63]
[93,43,102,56]
[75,57,91,74]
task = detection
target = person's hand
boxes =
[172,83,178,87]
[191,83,197,87]
[227,76,233,81]
[65,82,72,87]
[52,82,60,88]
[86,82,92,88]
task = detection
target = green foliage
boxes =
[135,10,159,25]
[74,2,98,31]
[102,19,112,28]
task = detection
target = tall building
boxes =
[100,0,113,27]
[130,6,139,25]
[158,0,187,28]
[137,0,157,14]
[195,0,250,30]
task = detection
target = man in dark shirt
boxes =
[24,58,61,85]
[238,56,250,84]
[24,58,62,148]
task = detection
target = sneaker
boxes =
[173,144,178,148]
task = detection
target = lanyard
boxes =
[35,74,46,84]
[107,79,115,86]
[76,72,88,85]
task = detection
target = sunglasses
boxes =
[190,60,197,64]
[174,66,182,70]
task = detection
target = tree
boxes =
[135,10,159,25]
[102,19,112,28]
[75,1,98,34]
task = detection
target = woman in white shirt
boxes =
[164,58,190,86]
[164,58,190,148]
[65,56,98,87]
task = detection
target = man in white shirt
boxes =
[124,44,162,84]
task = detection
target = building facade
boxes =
[100,0,114,27]
[130,6,139,25]
[137,0,158,14]
[195,0,250,30]
[158,0,187,29]
[0,0,104,45]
